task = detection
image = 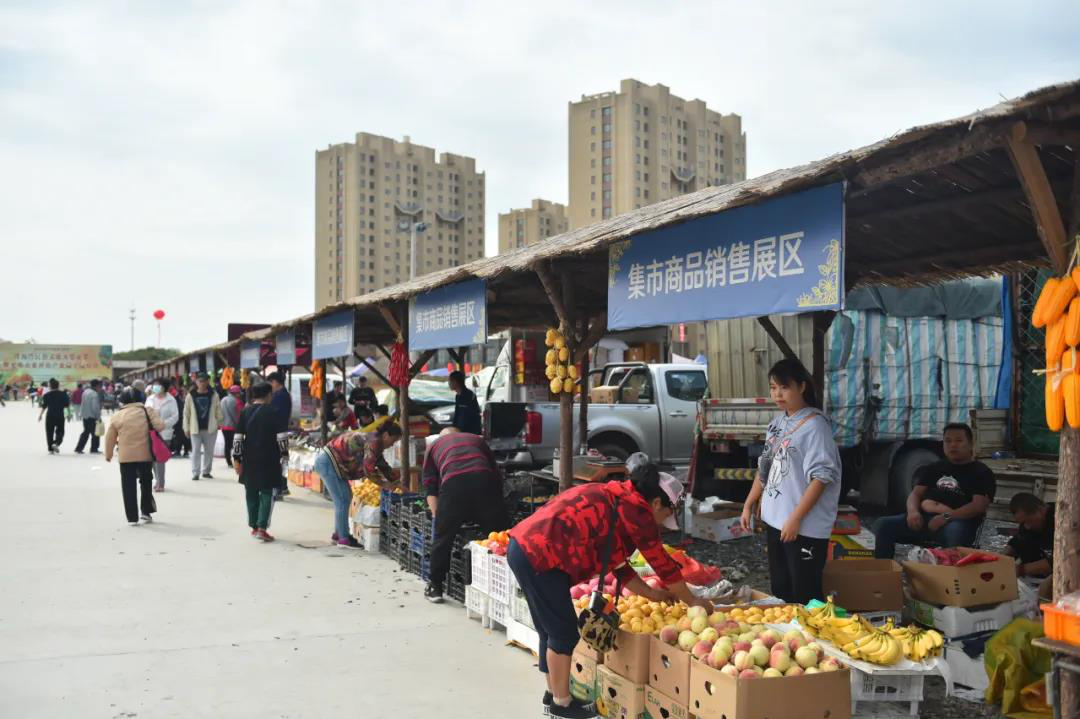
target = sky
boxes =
[2,1,1078,353]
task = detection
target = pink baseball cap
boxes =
[658,472,684,530]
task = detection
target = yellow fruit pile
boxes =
[240,368,251,389]
[888,624,944,662]
[310,360,324,400]
[797,600,906,665]
[220,367,235,388]
[544,328,578,395]
[351,479,382,506]
[1034,268,1080,430]
[728,605,796,625]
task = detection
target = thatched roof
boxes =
[128,78,1080,379]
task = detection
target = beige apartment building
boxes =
[568,79,748,356]
[314,133,485,309]
[497,199,569,253]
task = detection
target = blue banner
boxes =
[607,183,844,330]
[312,310,355,360]
[239,341,261,369]
[205,352,215,374]
[408,279,488,351]
[275,329,296,365]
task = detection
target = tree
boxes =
[114,347,182,362]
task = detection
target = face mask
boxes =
[152,385,163,394]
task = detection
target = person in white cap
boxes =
[507,462,711,719]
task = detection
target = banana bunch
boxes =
[797,597,839,637]
[798,601,904,666]
[544,328,578,396]
[351,479,382,506]
[839,627,904,665]
[888,624,943,662]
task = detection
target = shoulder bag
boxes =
[576,497,622,653]
[142,407,172,463]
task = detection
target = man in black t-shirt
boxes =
[873,423,995,559]
[449,371,482,435]
[37,378,70,453]
[348,376,377,416]
[1003,493,1055,600]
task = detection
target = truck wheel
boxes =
[590,438,634,462]
[888,447,940,512]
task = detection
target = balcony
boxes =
[394,201,423,216]
[671,166,696,183]
[436,209,464,223]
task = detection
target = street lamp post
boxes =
[409,221,428,280]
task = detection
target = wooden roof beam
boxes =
[1006,121,1070,273]
[852,123,1008,191]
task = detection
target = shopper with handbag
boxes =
[507,463,711,719]
[74,379,103,454]
[104,388,166,525]
[145,379,179,491]
[232,383,290,542]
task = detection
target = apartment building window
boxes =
[591,175,596,185]
[643,107,649,116]
[635,170,641,180]
[591,208,596,217]
[635,154,640,165]
[635,187,641,198]
[603,207,612,218]
[602,124,611,133]
[590,159,596,168]
[603,156,611,167]
[602,107,611,117]
[635,103,640,114]
[602,140,612,150]
[602,173,611,183]
[591,126,596,135]
[644,172,649,182]
[603,190,611,200]
[635,136,641,148]
[590,109,595,118]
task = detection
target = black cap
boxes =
[196,371,209,380]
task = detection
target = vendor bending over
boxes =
[508,463,712,719]
[1003,492,1055,600]
[873,423,995,559]
[423,427,509,604]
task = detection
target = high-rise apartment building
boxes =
[497,199,569,253]
[568,79,747,357]
[568,78,746,230]
[315,133,485,309]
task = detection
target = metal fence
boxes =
[1015,269,1059,456]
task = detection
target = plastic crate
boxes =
[381,489,420,516]
[465,585,489,622]
[446,571,466,603]
[511,588,535,630]
[1042,604,1080,645]
[489,599,510,630]
[469,543,491,593]
[907,597,1019,638]
[506,617,541,656]
[488,553,513,606]
[849,668,924,718]
[419,555,431,581]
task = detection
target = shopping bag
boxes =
[94,420,105,437]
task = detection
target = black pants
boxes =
[429,473,510,586]
[75,418,100,453]
[222,430,235,465]
[172,428,190,455]
[45,415,64,450]
[765,523,829,605]
[120,462,156,522]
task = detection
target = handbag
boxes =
[94,419,105,437]
[142,407,172,463]
[576,497,622,654]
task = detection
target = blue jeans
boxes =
[314,450,350,539]
[872,512,981,559]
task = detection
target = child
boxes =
[740,359,842,604]
[232,383,289,542]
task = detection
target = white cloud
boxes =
[1,0,1077,351]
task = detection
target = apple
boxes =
[748,645,770,667]
[678,630,699,652]
[762,668,783,678]
[690,616,709,634]
[803,667,820,675]
[806,643,825,662]
[784,665,804,677]
[787,635,806,652]
[718,620,741,635]
[715,635,733,650]
[820,657,842,672]
[710,643,733,666]
[795,646,819,669]
[739,667,762,679]
[758,629,782,649]
[692,641,714,660]
[699,628,719,644]
[770,642,791,658]
[733,641,752,653]
[751,638,765,648]
[782,629,803,644]
[738,622,753,634]
[659,626,679,646]
[687,605,708,620]
[769,649,791,672]
[732,651,753,671]
[720,664,739,678]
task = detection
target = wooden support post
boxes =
[811,312,835,410]
[1055,157,1080,717]
[574,314,607,458]
[1006,121,1069,273]
[558,276,576,492]
[409,350,436,379]
[757,316,799,361]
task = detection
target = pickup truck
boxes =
[483,362,709,468]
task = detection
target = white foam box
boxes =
[359,527,379,552]
[905,596,1017,638]
[944,644,989,693]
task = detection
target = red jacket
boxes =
[509,480,683,587]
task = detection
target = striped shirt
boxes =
[422,433,498,495]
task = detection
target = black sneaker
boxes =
[542,691,553,716]
[549,698,597,719]
[192,475,200,481]
[202,472,212,479]
[424,583,444,603]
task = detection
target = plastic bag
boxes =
[983,617,1052,718]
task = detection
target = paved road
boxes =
[0,401,539,718]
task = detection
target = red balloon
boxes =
[153,309,165,320]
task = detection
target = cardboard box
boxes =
[598,664,646,719]
[822,559,903,612]
[590,386,641,404]
[647,636,691,703]
[570,651,599,703]
[902,548,1017,608]
[605,630,651,684]
[574,635,604,663]
[688,657,851,719]
[644,686,688,719]
[827,527,876,560]
[688,501,754,543]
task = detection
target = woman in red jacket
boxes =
[508,463,712,719]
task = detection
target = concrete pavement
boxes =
[0,401,540,718]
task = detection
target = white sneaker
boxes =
[128,521,139,526]
[140,514,153,523]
